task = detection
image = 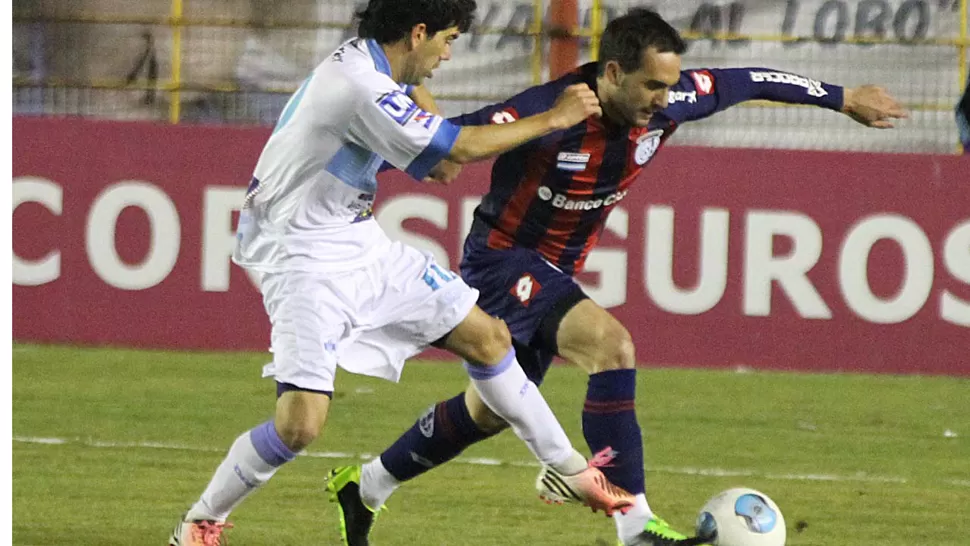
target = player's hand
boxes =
[424,159,463,184]
[842,85,908,128]
[549,84,602,130]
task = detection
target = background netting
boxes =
[12,0,968,152]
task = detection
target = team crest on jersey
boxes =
[635,130,664,165]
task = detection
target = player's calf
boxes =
[555,299,655,538]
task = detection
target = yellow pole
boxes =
[961,0,968,84]
[591,0,602,61]
[169,0,184,123]
[531,0,543,85]
[959,0,967,153]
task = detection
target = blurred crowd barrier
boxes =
[11,0,970,153]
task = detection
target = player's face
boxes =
[609,47,682,127]
[407,25,461,84]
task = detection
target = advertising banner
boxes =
[13,118,970,374]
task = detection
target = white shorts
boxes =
[257,241,479,393]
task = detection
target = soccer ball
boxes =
[695,487,786,546]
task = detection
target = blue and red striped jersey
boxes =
[454,62,843,274]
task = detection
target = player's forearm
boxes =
[717,68,844,111]
[448,112,559,163]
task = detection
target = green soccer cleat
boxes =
[325,465,382,546]
[621,516,713,546]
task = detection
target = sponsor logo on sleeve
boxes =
[668,90,698,104]
[490,108,520,124]
[749,71,827,98]
[691,70,715,95]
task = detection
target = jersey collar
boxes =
[364,39,393,78]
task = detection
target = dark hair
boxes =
[598,8,687,75]
[356,0,477,44]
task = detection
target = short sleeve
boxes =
[349,86,460,180]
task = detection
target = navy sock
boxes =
[379,393,496,481]
[581,369,645,495]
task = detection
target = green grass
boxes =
[12,343,970,545]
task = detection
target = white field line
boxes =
[14,435,961,487]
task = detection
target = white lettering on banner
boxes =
[744,211,832,319]
[578,208,629,308]
[376,195,450,269]
[839,215,935,324]
[645,206,730,315]
[202,188,247,292]
[941,221,970,326]
[12,182,970,326]
[85,182,181,290]
[459,197,482,261]
[12,177,62,286]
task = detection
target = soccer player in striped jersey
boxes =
[334,7,907,546]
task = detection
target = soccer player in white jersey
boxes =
[168,1,638,545]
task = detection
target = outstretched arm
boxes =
[840,85,908,128]
[666,68,907,128]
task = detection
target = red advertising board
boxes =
[12,118,970,375]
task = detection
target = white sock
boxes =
[359,458,401,510]
[464,349,582,473]
[615,494,654,544]
[187,421,296,521]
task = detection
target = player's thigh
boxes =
[367,242,483,363]
[556,298,636,374]
[459,247,581,378]
[259,270,350,397]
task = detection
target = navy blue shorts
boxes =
[460,245,588,385]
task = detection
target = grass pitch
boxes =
[12,343,970,545]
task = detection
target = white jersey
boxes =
[233,38,460,273]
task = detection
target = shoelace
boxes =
[588,446,619,469]
[192,521,233,546]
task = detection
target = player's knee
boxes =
[588,324,636,372]
[274,418,320,452]
[469,316,513,365]
[274,392,328,451]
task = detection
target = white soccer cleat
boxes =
[169,515,232,546]
[536,464,636,517]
